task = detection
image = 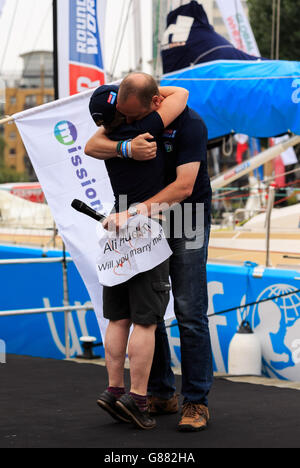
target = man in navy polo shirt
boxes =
[86,72,213,432]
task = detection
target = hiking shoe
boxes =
[116,394,157,430]
[148,394,179,415]
[178,403,209,432]
[97,390,131,423]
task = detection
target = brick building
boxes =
[2,51,54,179]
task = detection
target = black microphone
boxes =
[71,199,106,223]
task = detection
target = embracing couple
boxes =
[85,72,213,432]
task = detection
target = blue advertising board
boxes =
[1,245,300,381]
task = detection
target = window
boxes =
[24,95,37,109]
[9,148,16,156]
[43,94,53,104]
[9,132,17,140]
[10,96,16,105]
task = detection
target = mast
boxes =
[133,0,142,71]
[52,0,59,100]
[152,0,169,80]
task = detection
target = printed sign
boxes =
[96,216,172,287]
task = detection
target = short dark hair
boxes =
[118,72,160,108]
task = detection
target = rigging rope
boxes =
[108,1,127,77]
[0,0,19,72]
[110,0,134,80]
[22,2,52,79]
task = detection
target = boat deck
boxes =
[0,228,299,269]
[209,230,300,268]
[1,354,300,448]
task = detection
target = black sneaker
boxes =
[97,390,131,423]
[116,394,156,430]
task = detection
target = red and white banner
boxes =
[216,0,260,56]
[56,0,107,98]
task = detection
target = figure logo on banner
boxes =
[250,284,300,380]
[54,121,78,146]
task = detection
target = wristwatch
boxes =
[128,206,139,217]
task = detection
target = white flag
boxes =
[0,0,6,17]
[216,0,260,56]
[13,93,174,339]
[14,90,114,339]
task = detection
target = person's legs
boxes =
[116,323,158,429]
[148,321,176,399]
[168,223,213,431]
[105,319,131,388]
[128,323,157,395]
[97,285,132,423]
[116,261,170,429]
[169,224,213,407]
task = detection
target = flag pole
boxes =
[52,0,59,100]
[52,0,70,359]
[0,115,14,125]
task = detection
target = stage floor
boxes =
[1,355,300,448]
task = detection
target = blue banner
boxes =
[69,0,104,69]
[0,245,103,360]
[1,245,300,381]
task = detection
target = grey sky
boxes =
[0,0,153,78]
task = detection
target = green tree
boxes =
[247,0,300,61]
[0,134,29,183]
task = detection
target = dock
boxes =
[1,354,300,449]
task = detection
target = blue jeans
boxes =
[148,223,213,407]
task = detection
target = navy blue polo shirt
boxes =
[161,106,212,224]
[105,112,165,211]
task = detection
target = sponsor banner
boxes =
[2,244,300,382]
[216,0,260,56]
[56,0,106,98]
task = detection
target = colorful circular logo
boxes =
[54,120,77,146]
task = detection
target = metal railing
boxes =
[0,256,94,359]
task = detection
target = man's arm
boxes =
[156,87,189,127]
[136,162,200,216]
[102,162,200,231]
[84,86,188,161]
[84,127,157,161]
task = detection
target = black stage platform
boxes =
[1,355,300,449]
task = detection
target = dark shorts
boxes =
[103,259,170,325]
